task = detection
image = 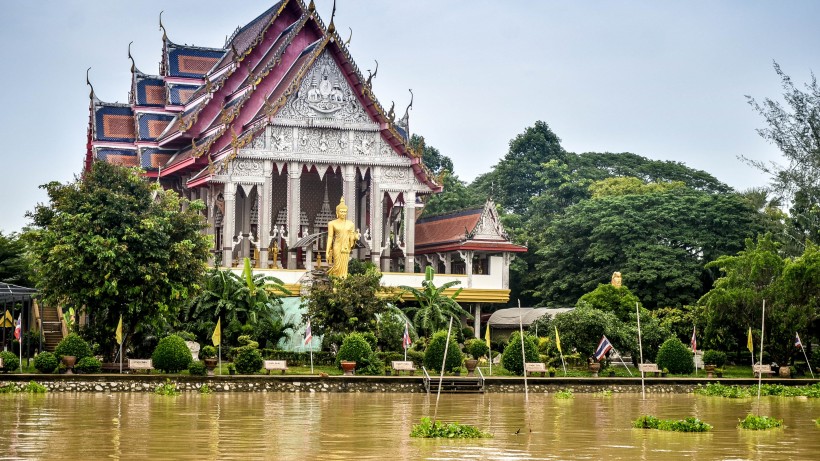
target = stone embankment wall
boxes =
[0,375,809,393]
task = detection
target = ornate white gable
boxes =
[275,50,376,128]
[469,200,509,241]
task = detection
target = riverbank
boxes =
[1,374,818,394]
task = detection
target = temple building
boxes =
[85,0,526,327]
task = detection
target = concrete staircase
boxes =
[40,306,64,352]
[427,377,484,394]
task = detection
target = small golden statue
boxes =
[270,243,279,267]
[326,197,359,278]
[611,271,622,288]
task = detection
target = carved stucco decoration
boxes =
[382,167,412,183]
[232,159,264,176]
[277,50,371,124]
[470,201,509,241]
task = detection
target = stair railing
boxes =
[477,366,485,391]
[421,366,431,394]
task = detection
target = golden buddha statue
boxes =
[326,197,359,278]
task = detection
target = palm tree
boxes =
[400,266,472,337]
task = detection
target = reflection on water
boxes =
[0,392,818,460]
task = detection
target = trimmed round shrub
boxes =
[0,351,19,372]
[188,360,207,376]
[702,350,727,367]
[234,348,263,374]
[200,345,217,359]
[54,333,93,360]
[465,338,490,359]
[152,334,193,373]
[75,356,102,374]
[501,331,539,375]
[423,330,463,373]
[34,351,59,374]
[656,338,694,375]
[336,333,374,366]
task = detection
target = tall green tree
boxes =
[24,162,211,358]
[493,121,568,215]
[746,63,820,248]
[0,231,30,286]
[534,187,763,308]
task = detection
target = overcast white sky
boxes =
[1,1,817,233]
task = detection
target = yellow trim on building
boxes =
[277,284,510,303]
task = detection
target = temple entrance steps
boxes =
[40,306,64,352]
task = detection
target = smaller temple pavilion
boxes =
[84,0,527,330]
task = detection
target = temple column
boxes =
[442,253,452,274]
[258,161,273,268]
[474,304,482,339]
[221,182,236,267]
[343,164,358,259]
[460,250,474,287]
[287,162,302,269]
[502,253,514,289]
[404,191,416,273]
[369,168,383,268]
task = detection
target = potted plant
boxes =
[715,367,724,378]
[548,366,556,377]
[336,333,373,376]
[200,345,218,376]
[54,333,93,375]
[227,363,236,375]
[661,367,669,377]
[463,339,489,377]
[702,350,725,378]
[588,361,601,377]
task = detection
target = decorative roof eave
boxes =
[414,241,528,255]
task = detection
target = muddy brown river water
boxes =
[1,392,818,460]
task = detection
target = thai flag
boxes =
[593,335,613,362]
[13,315,21,341]
[402,322,412,350]
[304,320,312,346]
[690,326,697,352]
[795,332,802,349]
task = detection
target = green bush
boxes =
[702,350,727,367]
[361,331,378,351]
[34,351,59,374]
[75,356,102,374]
[234,348,263,374]
[501,331,539,375]
[656,338,694,374]
[152,334,193,373]
[175,331,197,342]
[0,351,19,372]
[188,360,207,376]
[410,417,490,438]
[336,333,374,366]
[464,338,490,359]
[423,330,463,373]
[54,333,93,360]
[200,345,217,359]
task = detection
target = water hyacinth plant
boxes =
[695,382,820,398]
[154,379,180,396]
[410,417,490,438]
[738,414,783,430]
[633,415,713,432]
[555,389,574,399]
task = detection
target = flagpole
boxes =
[556,326,566,376]
[486,324,492,376]
[433,317,454,424]
[518,299,528,403]
[636,302,645,399]
[119,342,123,374]
[798,333,814,379]
[756,300,765,410]
[218,344,222,376]
[309,341,314,375]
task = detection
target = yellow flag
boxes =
[485,324,491,349]
[115,315,123,345]
[747,327,753,354]
[1,310,13,327]
[212,318,221,346]
[555,326,562,354]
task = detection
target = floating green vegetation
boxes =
[633,415,713,432]
[695,382,820,399]
[199,384,212,394]
[21,381,47,393]
[0,381,47,394]
[410,417,491,438]
[154,379,180,396]
[555,389,574,399]
[595,389,613,397]
[738,414,783,430]
[815,418,819,428]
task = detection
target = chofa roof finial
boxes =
[159,10,168,42]
[328,0,337,34]
[128,41,136,73]
[86,67,95,100]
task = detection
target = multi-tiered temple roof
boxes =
[87,0,439,192]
